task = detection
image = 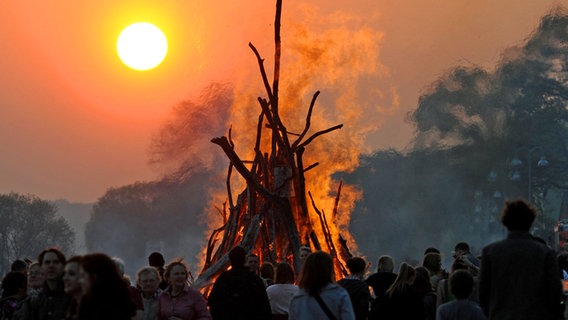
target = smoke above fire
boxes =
[149,2,398,265]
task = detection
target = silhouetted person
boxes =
[375,262,423,320]
[479,199,564,320]
[78,253,136,320]
[260,262,275,287]
[436,270,485,320]
[422,252,445,292]
[10,260,28,276]
[208,246,271,320]
[453,242,480,276]
[366,255,397,318]
[414,266,436,320]
[113,256,143,319]
[424,248,440,255]
[0,271,28,319]
[148,252,168,290]
[338,257,370,320]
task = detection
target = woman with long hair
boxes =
[289,251,355,320]
[77,253,136,320]
[376,262,424,320]
[157,259,210,320]
[413,266,436,320]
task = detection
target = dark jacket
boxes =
[208,266,271,320]
[365,272,397,319]
[337,277,370,320]
[29,280,71,320]
[479,231,564,320]
[374,284,424,320]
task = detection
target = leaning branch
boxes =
[297,124,343,150]
[292,91,320,150]
[211,136,276,200]
[249,43,274,102]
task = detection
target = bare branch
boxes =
[297,124,343,150]
[292,91,320,149]
[303,162,319,172]
[211,136,276,200]
[249,43,274,101]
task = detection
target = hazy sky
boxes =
[0,0,560,203]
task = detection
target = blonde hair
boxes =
[386,262,415,298]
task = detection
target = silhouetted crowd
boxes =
[1,199,566,320]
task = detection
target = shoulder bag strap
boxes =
[313,293,338,320]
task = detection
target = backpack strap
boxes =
[313,293,337,320]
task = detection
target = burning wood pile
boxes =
[194,0,353,289]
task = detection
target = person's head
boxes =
[112,256,131,285]
[38,247,66,281]
[449,269,474,299]
[424,247,440,255]
[346,257,367,276]
[229,246,247,267]
[299,246,312,261]
[386,262,415,297]
[450,257,469,273]
[11,259,28,275]
[246,254,260,273]
[77,254,137,320]
[148,252,165,268]
[297,251,334,295]
[422,252,442,273]
[112,257,125,276]
[136,266,161,296]
[28,261,45,290]
[377,255,395,273]
[274,262,296,285]
[454,242,471,258]
[164,259,189,289]
[79,253,125,297]
[1,271,27,299]
[500,199,537,231]
[413,266,432,291]
[63,256,83,299]
[260,262,275,281]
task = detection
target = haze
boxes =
[0,0,560,203]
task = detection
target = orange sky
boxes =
[0,0,560,202]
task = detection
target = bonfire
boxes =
[194,0,353,289]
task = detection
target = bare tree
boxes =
[0,192,74,275]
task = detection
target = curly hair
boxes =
[500,199,536,231]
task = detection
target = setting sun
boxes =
[117,22,168,71]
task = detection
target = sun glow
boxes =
[117,22,168,71]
